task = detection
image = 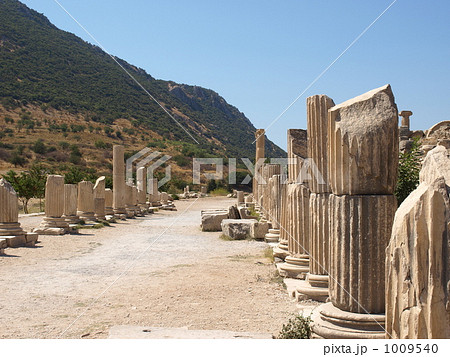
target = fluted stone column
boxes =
[136,167,148,214]
[386,146,450,339]
[260,164,280,224]
[148,178,160,206]
[104,188,114,216]
[125,184,135,218]
[313,84,399,339]
[265,175,281,243]
[113,145,126,219]
[253,129,265,204]
[77,181,96,222]
[63,184,79,224]
[34,175,69,235]
[93,176,106,221]
[297,95,335,301]
[273,181,289,260]
[0,178,29,247]
[278,183,310,279]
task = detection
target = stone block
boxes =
[201,211,228,232]
[249,221,269,239]
[221,219,257,240]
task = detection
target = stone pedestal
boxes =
[113,145,127,218]
[94,176,106,221]
[34,175,69,235]
[63,184,80,224]
[0,179,33,247]
[277,184,310,279]
[77,181,96,222]
[236,191,244,206]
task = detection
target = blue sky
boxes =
[20,0,450,150]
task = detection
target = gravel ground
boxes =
[0,197,298,339]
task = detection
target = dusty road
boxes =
[0,197,297,339]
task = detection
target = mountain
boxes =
[0,0,285,164]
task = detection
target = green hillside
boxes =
[0,0,284,159]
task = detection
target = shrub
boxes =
[277,315,312,339]
[395,138,421,205]
[31,139,47,154]
[209,187,229,196]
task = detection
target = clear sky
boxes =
[19,0,450,150]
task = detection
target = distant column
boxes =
[104,188,114,216]
[63,183,80,224]
[113,145,126,219]
[77,181,96,222]
[93,176,106,221]
[34,175,69,235]
[136,166,148,213]
[253,129,265,205]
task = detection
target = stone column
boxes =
[93,176,106,221]
[278,183,310,279]
[34,175,69,235]
[63,183,79,224]
[0,178,29,247]
[136,166,148,214]
[236,191,244,206]
[386,146,450,339]
[77,181,96,222]
[104,188,114,216]
[273,180,289,260]
[265,174,281,243]
[125,184,135,218]
[253,129,265,205]
[297,95,334,301]
[113,145,126,219]
[313,84,399,339]
[148,178,160,206]
[200,186,207,196]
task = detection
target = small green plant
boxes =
[264,246,274,263]
[395,138,421,205]
[209,187,229,196]
[219,234,234,241]
[277,315,312,339]
[171,193,180,200]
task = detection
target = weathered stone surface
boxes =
[329,194,396,313]
[250,221,269,239]
[0,238,7,255]
[386,178,450,339]
[136,167,147,205]
[45,175,65,218]
[307,95,335,193]
[93,176,106,220]
[148,178,159,205]
[0,179,27,246]
[63,184,79,223]
[77,181,96,222]
[287,129,308,183]
[259,164,281,221]
[236,191,244,205]
[113,145,126,215]
[419,145,450,185]
[328,84,399,195]
[228,205,240,219]
[278,184,310,279]
[274,182,289,260]
[201,210,228,232]
[104,188,114,215]
[221,219,256,240]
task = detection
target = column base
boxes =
[312,302,386,339]
[273,241,289,261]
[277,255,309,279]
[296,274,329,302]
[265,228,280,243]
[0,222,26,237]
[105,208,114,216]
[125,206,136,218]
[34,217,70,235]
[63,215,81,225]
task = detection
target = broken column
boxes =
[77,181,96,222]
[104,188,114,216]
[34,175,69,235]
[313,84,399,339]
[93,176,106,221]
[236,191,244,206]
[136,166,148,214]
[148,178,160,206]
[113,145,126,219]
[253,129,265,205]
[125,184,136,218]
[296,95,335,302]
[0,178,37,247]
[63,184,80,225]
[386,145,450,339]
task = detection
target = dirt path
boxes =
[0,197,297,339]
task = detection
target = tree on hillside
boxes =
[2,165,49,213]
